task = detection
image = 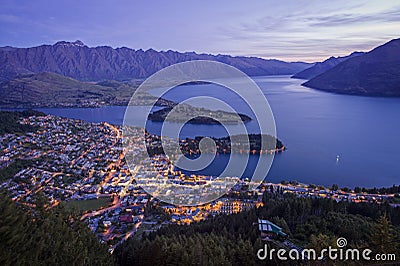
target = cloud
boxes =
[1,1,400,62]
[308,7,400,27]
[0,14,22,23]
[217,2,400,61]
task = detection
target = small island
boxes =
[148,105,251,124]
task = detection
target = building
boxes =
[258,219,287,240]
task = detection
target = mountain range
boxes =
[0,40,311,82]
[292,51,364,80]
[302,38,400,96]
[1,38,399,105]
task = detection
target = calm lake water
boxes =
[22,76,400,188]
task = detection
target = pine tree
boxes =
[369,214,398,254]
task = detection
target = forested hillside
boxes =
[0,192,114,265]
[115,192,400,265]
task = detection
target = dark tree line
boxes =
[114,192,400,265]
[354,185,400,195]
[0,192,114,265]
[0,110,45,134]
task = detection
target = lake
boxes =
[26,76,400,188]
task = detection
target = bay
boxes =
[14,75,400,188]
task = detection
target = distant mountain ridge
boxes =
[292,51,364,80]
[0,40,312,81]
[303,38,400,97]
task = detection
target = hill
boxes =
[0,41,312,81]
[0,110,45,135]
[292,52,363,80]
[114,192,400,265]
[303,39,400,96]
[0,192,114,265]
[0,72,137,107]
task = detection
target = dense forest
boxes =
[0,110,45,134]
[0,192,114,265]
[114,192,400,265]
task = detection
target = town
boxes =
[1,114,399,253]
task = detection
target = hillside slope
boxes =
[292,52,363,80]
[0,72,136,107]
[303,39,400,96]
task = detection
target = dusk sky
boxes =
[1,0,399,62]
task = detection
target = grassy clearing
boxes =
[66,196,113,213]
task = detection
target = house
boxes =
[258,219,287,240]
[119,214,133,223]
[103,220,112,227]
